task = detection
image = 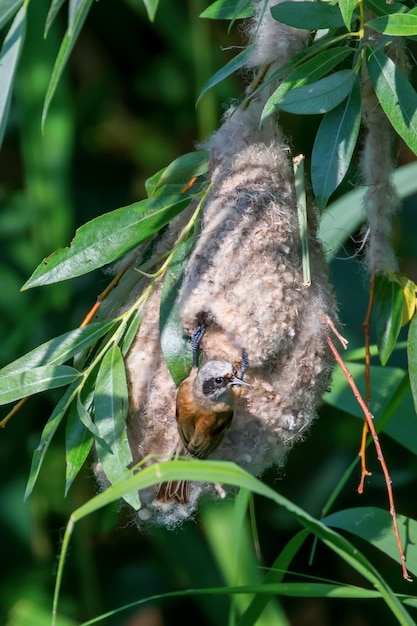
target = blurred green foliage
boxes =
[2,1,417,626]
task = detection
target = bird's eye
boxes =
[215,377,224,384]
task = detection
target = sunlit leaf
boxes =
[264,70,356,116]
[0,4,26,149]
[22,194,191,289]
[0,365,79,405]
[374,274,404,365]
[94,345,140,509]
[312,77,361,209]
[25,381,80,499]
[401,279,416,326]
[338,0,357,29]
[42,0,94,127]
[0,321,115,375]
[367,8,417,36]
[271,1,345,29]
[407,314,417,414]
[367,49,417,156]
[141,0,159,21]
[0,0,23,31]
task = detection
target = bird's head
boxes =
[194,360,249,404]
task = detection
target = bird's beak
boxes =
[231,376,250,387]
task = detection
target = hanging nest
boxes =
[94,0,337,527]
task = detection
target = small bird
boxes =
[175,360,247,458]
[156,326,248,504]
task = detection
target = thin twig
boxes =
[326,332,412,582]
[358,272,376,493]
[0,397,28,428]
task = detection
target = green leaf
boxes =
[0,321,115,375]
[42,0,93,127]
[407,314,417,414]
[366,49,417,157]
[22,194,191,289]
[265,70,356,116]
[65,399,93,495]
[160,229,198,386]
[197,45,253,105]
[0,0,22,30]
[262,47,353,120]
[94,345,140,509]
[0,364,79,405]
[141,0,159,21]
[324,362,405,420]
[364,0,407,17]
[271,1,345,29]
[25,381,80,499]
[121,310,142,356]
[146,151,209,197]
[0,4,26,149]
[324,507,417,578]
[238,530,309,626]
[375,275,404,366]
[338,0,357,30]
[367,9,417,36]
[44,0,67,37]
[319,162,417,260]
[312,76,361,209]
[60,461,414,624]
[199,0,253,20]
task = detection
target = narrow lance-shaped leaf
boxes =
[0,0,23,31]
[367,8,417,36]
[0,4,26,150]
[94,344,140,510]
[22,194,191,289]
[338,0,357,30]
[199,0,253,20]
[197,45,254,105]
[0,365,79,405]
[44,0,67,37]
[65,399,93,496]
[66,460,414,624]
[0,320,115,376]
[160,227,198,386]
[271,1,345,29]
[407,313,417,413]
[375,274,404,366]
[146,150,209,197]
[262,48,353,120]
[141,0,159,21]
[366,49,417,156]
[312,77,361,209]
[42,0,94,127]
[25,380,81,499]
[263,70,357,117]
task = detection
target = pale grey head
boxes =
[194,360,248,403]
